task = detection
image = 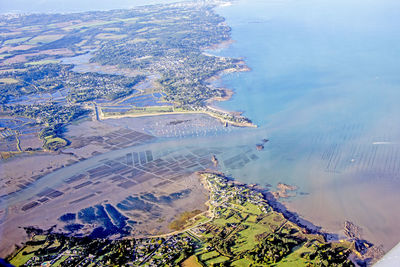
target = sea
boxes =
[3,0,400,252]
[211,0,400,251]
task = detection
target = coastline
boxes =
[4,170,384,265]
[204,63,251,114]
[99,110,257,128]
[96,44,255,128]
[195,171,384,264]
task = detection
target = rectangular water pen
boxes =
[21,201,40,211]
[139,151,147,164]
[132,152,139,165]
[69,193,96,204]
[145,150,153,162]
[73,181,93,189]
[64,173,86,184]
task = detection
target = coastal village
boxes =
[6,172,381,266]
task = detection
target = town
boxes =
[0,1,254,157]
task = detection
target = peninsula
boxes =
[5,172,382,266]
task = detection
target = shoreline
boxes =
[197,170,322,234]
[99,109,257,128]
[4,170,384,265]
[195,171,384,264]
[96,45,255,128]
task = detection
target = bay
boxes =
[211,0,400,251]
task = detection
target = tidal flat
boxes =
[0,113,241,257]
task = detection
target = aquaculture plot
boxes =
[0,128,155,203]
[0,117,43,152]
[350,143,400,179]
[20,188,64,211]
[147,115,235,138]
[101,128,155,149]
[13,145,216,217]
[325,144,400,177]
[306,123,400,178]
[0,135,17,151]
[0,117,37,133]
[2,145,214,240]
[221,148,260,170]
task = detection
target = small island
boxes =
[256,144,264,151]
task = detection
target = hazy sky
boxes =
[0,0,180,14]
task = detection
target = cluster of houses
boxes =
[205,174,271,216]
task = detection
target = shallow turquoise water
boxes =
[215,0,400,126]
[210,0,400,250]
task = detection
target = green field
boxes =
[231,258,252,267]
[231,222,268,253]
[9,235,48,266]
[198,250,219,261]
[182,255,203,267]
[205,255,230,265]
[43,136,68,150]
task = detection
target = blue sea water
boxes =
[215,0,400,126]
[210,0,400,250]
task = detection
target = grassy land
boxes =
[205,255,229,265]
[52,255,70,266]
[9,235,48,266]
[169,209,203,231]
[43,136,68,151]
[231,258,253,267]
[198,250,219,261]
[231,222,269,253]
[278,245,315,266]
[181,255,203,267]
[0,151,23,160]
[189,173,358,266]
[9,247,35,266]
